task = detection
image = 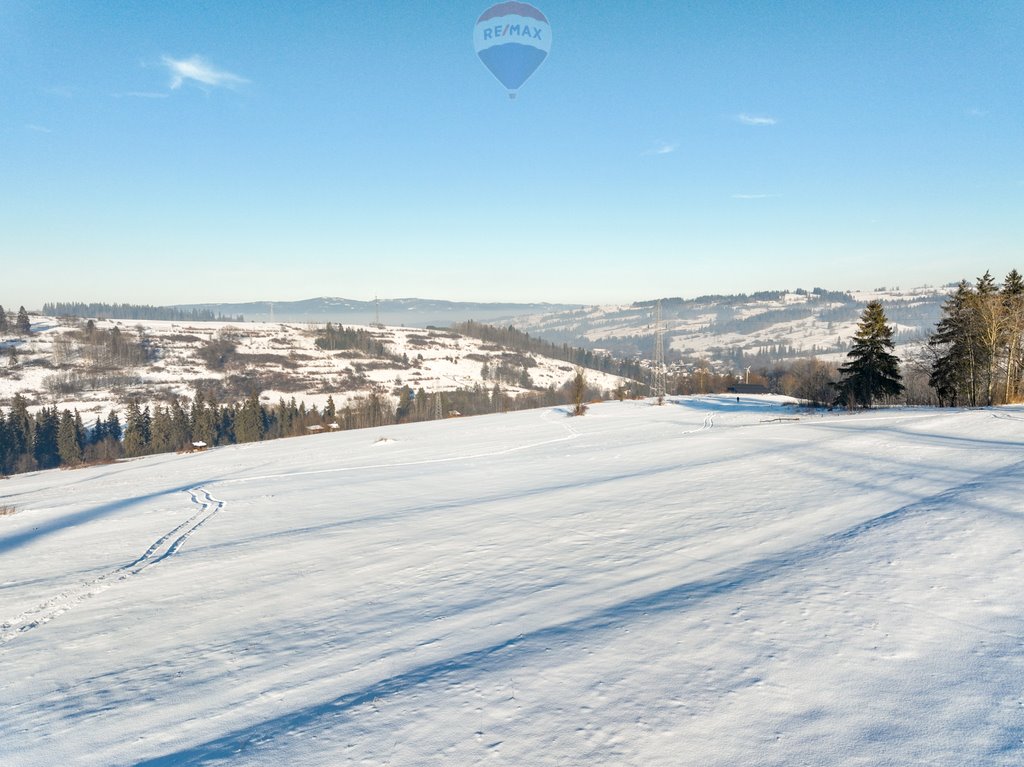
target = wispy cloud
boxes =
[161,55,248,90]
[732,193,778,199]
[737,114,777,126]
[966,107,987,117]
[26,124,52,133]
[644,140,678,156]
[115,91,170,99]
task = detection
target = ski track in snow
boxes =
[0,488,225,644]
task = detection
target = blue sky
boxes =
[2,0,1022,308]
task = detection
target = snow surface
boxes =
[1,397,1023,765]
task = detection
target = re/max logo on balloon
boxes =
[474,2,552,99]
[480,23,544,42]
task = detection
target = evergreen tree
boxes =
[15,306,32,334]
[190,393,216,446]
[90,416,107,445]
[834,301,904,408]
[33,408,60,469]
[57,409,82,467]
[235,393,265,443]
[105,410,123,443]
[170,399,191,450]
[0,304,8,334]
[123,401,148,457]
[0,414,14,475]
[929,281,977,406]
[7,395,33,463]
[74,411,86,453]
[150,405,174,453]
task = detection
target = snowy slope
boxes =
[0,318,625,422]
[1,398,1023,766]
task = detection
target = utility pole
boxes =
[653,300,667,403]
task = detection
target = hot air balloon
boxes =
[473,2,551,99]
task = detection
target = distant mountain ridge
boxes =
[175,286,952,367]
[174,297,582,327]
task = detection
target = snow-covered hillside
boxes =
[510,286,949,366]
[0,317,625,422]
[2,398,1022,765]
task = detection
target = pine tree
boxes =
[33,408,60,469]
[105,410,123,443]
[0,304,8,334]
[0,414,14,475]
[15,306,31,335]
[170,399,191,450]
[58,409,83,467]
[929,281,977,406]
[834,301,904,408]
[7,395,33,462]
[150,405,174,454]
[74,411,86,454]
[235,393,265,443]
[190,393,216,446]
[90,415,107,446]
[123,401,148,457]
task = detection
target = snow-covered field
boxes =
[1,397,1022,766]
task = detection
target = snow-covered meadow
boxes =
[1,396,1022,765]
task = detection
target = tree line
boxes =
[927,270,1024,406]
[41,302,241,323]
[0,375,605,476]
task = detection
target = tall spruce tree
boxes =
[123,401,148,457]
[105,410,123,443]
[57,409,82,467]
[0,304,8,334]
[834,301,904,408]
[15,306,32,334]
[929,281,978,406]
[33,407,60,469]
[235,393,265,443]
